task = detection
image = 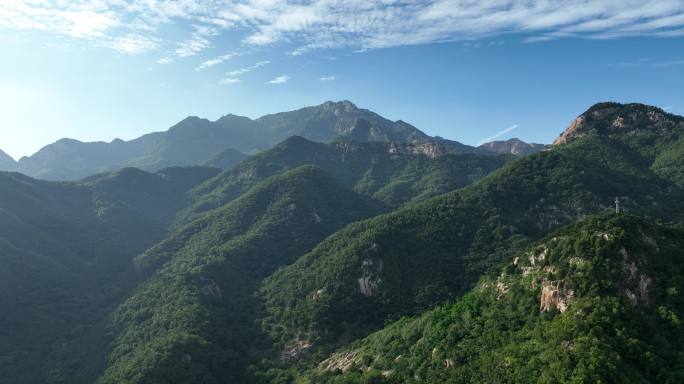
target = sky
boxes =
[1,1,684,160]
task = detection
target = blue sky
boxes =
[1,1,683,159]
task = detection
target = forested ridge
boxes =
[1,102,683,383]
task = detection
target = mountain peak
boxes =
[215,113,254,124]
[554,102,683,145]
[0,148,17,171]
[320,100,358,113]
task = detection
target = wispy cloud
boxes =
[479,124,519,145]
[616,58,684,68]
[654,60,684,67]
[3,1,684,56]
[175,26,216,57]
[195,52,240,71]
[269,75,290,84]
[157,57,173,65]
[663,105,674,111]
[319,76,337,82]
[224,60,270,77]
[106,34,159,54]
[220,78,241,85]
[219,60,270,84]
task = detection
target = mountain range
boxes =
[1,101,682,384]
[0,101,543,181]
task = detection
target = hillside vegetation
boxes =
[1,102,683,384]
[304,215,684,383]
[259,103,684,362]
[185,136,510,221]
[96,166,385,384]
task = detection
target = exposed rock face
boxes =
[554,115,586,145]
[282,338,312,361]
[358,258,383,296]
[387,141,451,158]
[200,277,223,299]
[540,280,575,313]
[478,138,548,156]
[553,102,683,145]
[321,350,360,372]
[621,247,653,305]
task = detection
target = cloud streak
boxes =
[268,75,290,84]
[479,124,519,145]
[2,1,684,56]
[196,52,240,71]
[220,60,270,84]
[224,60,270,77]
[220,78,240,85]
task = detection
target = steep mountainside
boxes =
[13,100,536,181]
[302,215,684,383]
[259,102,684,362]
[14,101,442,181]
[16,120,248,181]
[95,166,385,384]
[553,102,683,145]
[478,138,548,155]
[0,166,219,384]
[3,101,683,384]
[0,149,16,171]
[185,136,510,220]
[202,148,249,169]
[255,101,429,144]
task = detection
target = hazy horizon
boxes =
[0,98,655,161]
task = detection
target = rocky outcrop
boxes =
[321,350,361,372]
[621,247,653,305]
[282,338,312,360]
[358,258,383,296]
[553,115,586,145]
[554,102,683,145]
[387,141,452,158]
[540,280,575,313]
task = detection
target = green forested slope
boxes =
[0,166,219,384]
[185,136,509,220]
[2,101,684,384]
[303,214,684,383]
[259,105,684,361]
[96,166,385,384]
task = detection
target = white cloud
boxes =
[663,105,674,110]
[106,34,159,54]
[2,1,684,56]
[224,60,270,77]
[195,52,240,71]
[479,124,519,145]
[157,57,173,65]
[219,60,270,84]
[269,75,290,84]
[175,26,217,57]
[319,76,337,82]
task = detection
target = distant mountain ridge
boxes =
[0,149,16,171]
[478,137,548,155]
[2,101,684,384]
[5,100,544,181]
